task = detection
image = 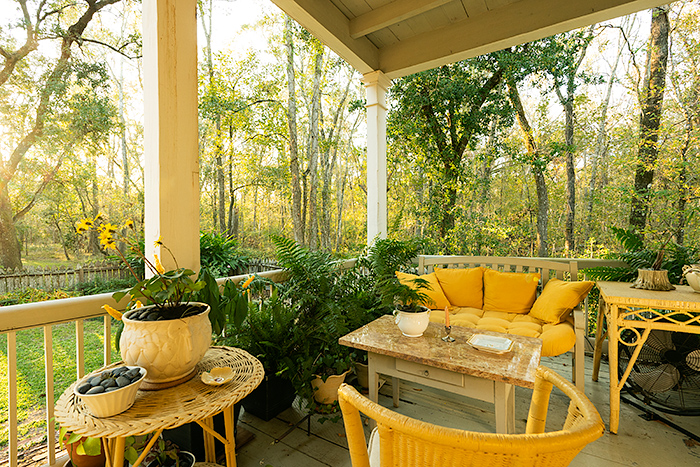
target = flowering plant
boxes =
[76,216,205,320]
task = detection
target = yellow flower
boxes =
[75,219,92,233]
[102,304,123,321]
[154,236,163,247]
[125,220,134,230]
[135,300,143,309]
[241,275,254,289]
[154,254,165,274]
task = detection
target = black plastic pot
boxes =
[241,373,296,421]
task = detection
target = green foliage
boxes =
[0,288,77,306]
[74,277,138,296]
[364,237,430,311]
[194,269,250,336]
[583,227,699,284]
[222,297,301,376]
[199,232,248,277]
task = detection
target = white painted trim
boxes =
[363,71,391,244]
[379,0,668,78]
[143,0,201,273]
[350,0,453,39]
[270,0,379,74]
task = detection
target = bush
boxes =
[0,288,77,305]
[200,232,248,277]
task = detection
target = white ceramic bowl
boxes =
[74,365,146,418]
[686,272,700,293]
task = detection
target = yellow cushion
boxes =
[483,269,540,314]
[395,271,450,310]
[529,279,594,324]
[434,267,484,309]
[539,322,577,356]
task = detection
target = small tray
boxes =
[468,334,513,354]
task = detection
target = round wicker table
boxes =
[55,346,264,467]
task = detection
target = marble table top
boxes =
[339,315,542,388]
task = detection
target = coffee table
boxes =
[339,315,542,433]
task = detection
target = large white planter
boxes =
[120,302,212,388]
[311,369,351,404]
[393,307,430,337]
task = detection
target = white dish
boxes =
[74,365,146,418]
[201,366,234,386]
[468,334,513,354]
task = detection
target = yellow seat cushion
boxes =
[483,269,540,314]
[529,279,594,324]
[430,310,576,357]
[434,267,484,309]
[396,271,450,310]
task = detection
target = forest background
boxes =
[0,0,699,275]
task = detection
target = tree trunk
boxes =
[629,6,669,233]
[307,46,323,250]
[320,75,351,251]
[118,57,129,196]
[0,0,119,268]
[285,16,304,245]
[0,186,21,269]
[507,76,549,257]
[585,35,623,246]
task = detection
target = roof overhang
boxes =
[270,0,669,79]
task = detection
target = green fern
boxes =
[584,228,699,284]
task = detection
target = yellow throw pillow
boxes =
[483,269,540,314]
[529,279,594,324]
[434,267,484,309]
[395,271,450,310]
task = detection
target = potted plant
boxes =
[77,216,210,389]
[584,227,699,291]
[145,438,195,467]
[222,291,300,421]
[59,429,104,467]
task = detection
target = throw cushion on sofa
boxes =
[529,279,594,324]
[434,267,484,309]
[395,271,450,310]
[483,269,540,314]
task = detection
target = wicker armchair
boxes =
[338,366,604,467]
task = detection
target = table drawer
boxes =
[396,359,463,387]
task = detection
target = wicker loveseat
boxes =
[406,255,592,389]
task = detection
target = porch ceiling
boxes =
[270,0,669,79]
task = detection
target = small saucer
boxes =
[201,367,234,386]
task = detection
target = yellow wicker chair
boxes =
[338,366,604,467]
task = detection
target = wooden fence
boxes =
[0,258,280,295]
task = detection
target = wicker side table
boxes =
[56,346,264,467]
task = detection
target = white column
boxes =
[362,70,391,245]
[143,0,200,273]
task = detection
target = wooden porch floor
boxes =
[234,353,700,467]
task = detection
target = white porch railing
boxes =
[0,269,286,467]
[1,258,622,467]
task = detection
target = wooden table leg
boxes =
[223,404,237,467]
[494,382,515,434]
[592,298,607,382]
[112,437,125,467]
[608,304,620,434]
[202,416,216,463]
[392,377,400,408]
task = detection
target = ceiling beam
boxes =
[269,0,379,74]
[379,0,668,79]
[349,0,454,39]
